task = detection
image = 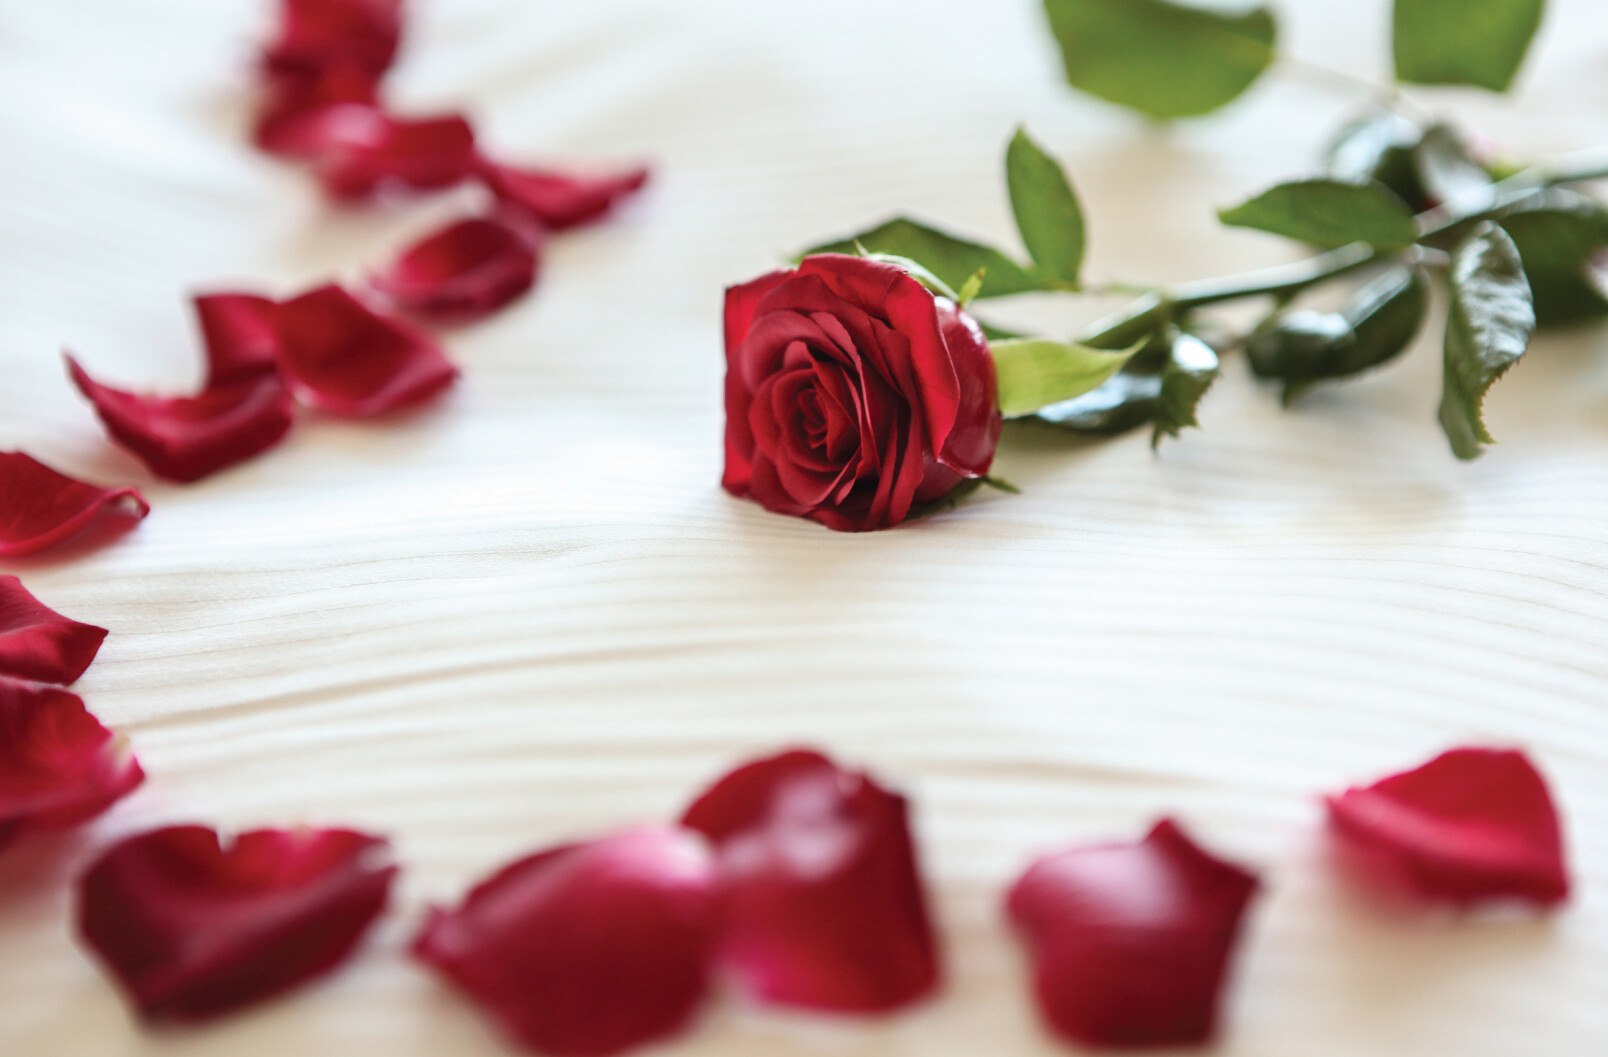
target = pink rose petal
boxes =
[273,284,457,416]
[67,357,295,483]
[372,215,539,324]
[480,161,649,231]
[0,677,143,848]
[0,575,107,685]
[414,826,718,1057]
[0,452,148,558]
[77,825,396,1022]
[1326,746,1570,906]
[680,748,940,1012]
[1006,818,1260,1049]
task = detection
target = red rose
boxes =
[723,254,1000,531]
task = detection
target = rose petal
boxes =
[261,0,403,78]
[1325,746,1570,906]
[480,161,649,231]
[0,677,143,843]
[0,576,106,685]
[273,284,458,416]
[77,825,396,1022]
[194,293,282,387]
[67,357,295,483]
[414,826,717,1057]
[372,216,539,324]
[1006,818,1260,1049]
[253,64,387,160]
[0,452,148,558]
[680,748,939,1012]
[315,112,477,201]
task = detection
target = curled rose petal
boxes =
[680,748,939,1012]
[1325,747,1570,906]
[372,216,539,324]
[0,576,106,685]
[273,284,457,416]
[1006,819,1260,1049]
[253,64,387,159]
[77,825,396,1022]
[261,0,403,78]
[194,293,282,387]
[314,112,477,201]
[414,826,717,1057]
[480,161,649,231]
[0,452,148,558]
[67,357,295,483]
[0,677,143,848]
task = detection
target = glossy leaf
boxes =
[1438,222,1535,459]
[1393,0,1545,92]
[1413,123,1494,213]
[804,217,1038,299]
[1497,188,1608,325]
[1006,128,1085,287]
[1151,331,1220,446]
[1042,0,1276,119]
[1219,177,1418,250]
[1326,108,1427,210]
[991,339,1135,417]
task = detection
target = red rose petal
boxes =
[1325,746,1570,906]
[0,677,143,843]
[0,576,107,685]
[253,64,387,160]
[67,357,295,483]
[77,825,396,1022]
[414,826,718,1057]
[194,293,282,387]
[372,216,540,324]
[262,0,403,78]
[680,748,939,1012]
[480,161,649,231]
[273,284,457,416]
[1006,818,1260,1049]
[0,452,148,558]
[314,112,477,201]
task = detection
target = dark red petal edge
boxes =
[66,356,295,483]
[314,113,478,201]
[371,215,540,324]
[414,826,717,1057]
[0,452,148,558]
[0,575,107,685]
[77,825,396,1022]
[0,676,143,842]
[480,160,649,231]
[1006,818,1261,1049]
[1326,746,1570,906]
[680,747,940,1013]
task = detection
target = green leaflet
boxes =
[1042,0,1276,120]
[804,217,1038,299]
[1006,128,1086,287]
[1033,327,1217,442]
[1151,332,1220,446]
[991,338,1137,417]
[1439,222,1536,459]
[1326,108,1427,209]
[1496,188,1608,325]
[1413,123,1495,214]
[1219,177,1418,250]
[1393,0,1546,92]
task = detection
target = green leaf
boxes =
[1326,108,1426,208]
[1006,128,1086,286]
[1413,123,1494,213]
[1496,188,1608,326]
[991,338,1138,417]
[1438,222,1535,459]
[1151,331,1220,446]
[804,217,1038,299]
[1393,0,1545,92]
[1219,177,1418,250]
[1042,0,1276,120]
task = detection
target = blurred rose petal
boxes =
[194,293,282,387]
[0,452,148,558]
[77,825,396,1021]
[316,113,477,201]
[414,826,717,1057]
[481,161,649,231]
[253,63,386,159]
[262,0,403,78]
[1326,746,1570,906]
[1006,818,1260,1049]
[680,748,939,1012]
[373,216,539,324]
[0,576,106,685]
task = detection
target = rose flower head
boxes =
[722,254,1000,531]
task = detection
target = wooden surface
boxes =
[1,0,1605,1053]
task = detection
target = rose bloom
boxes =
[723,255,1000,531]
